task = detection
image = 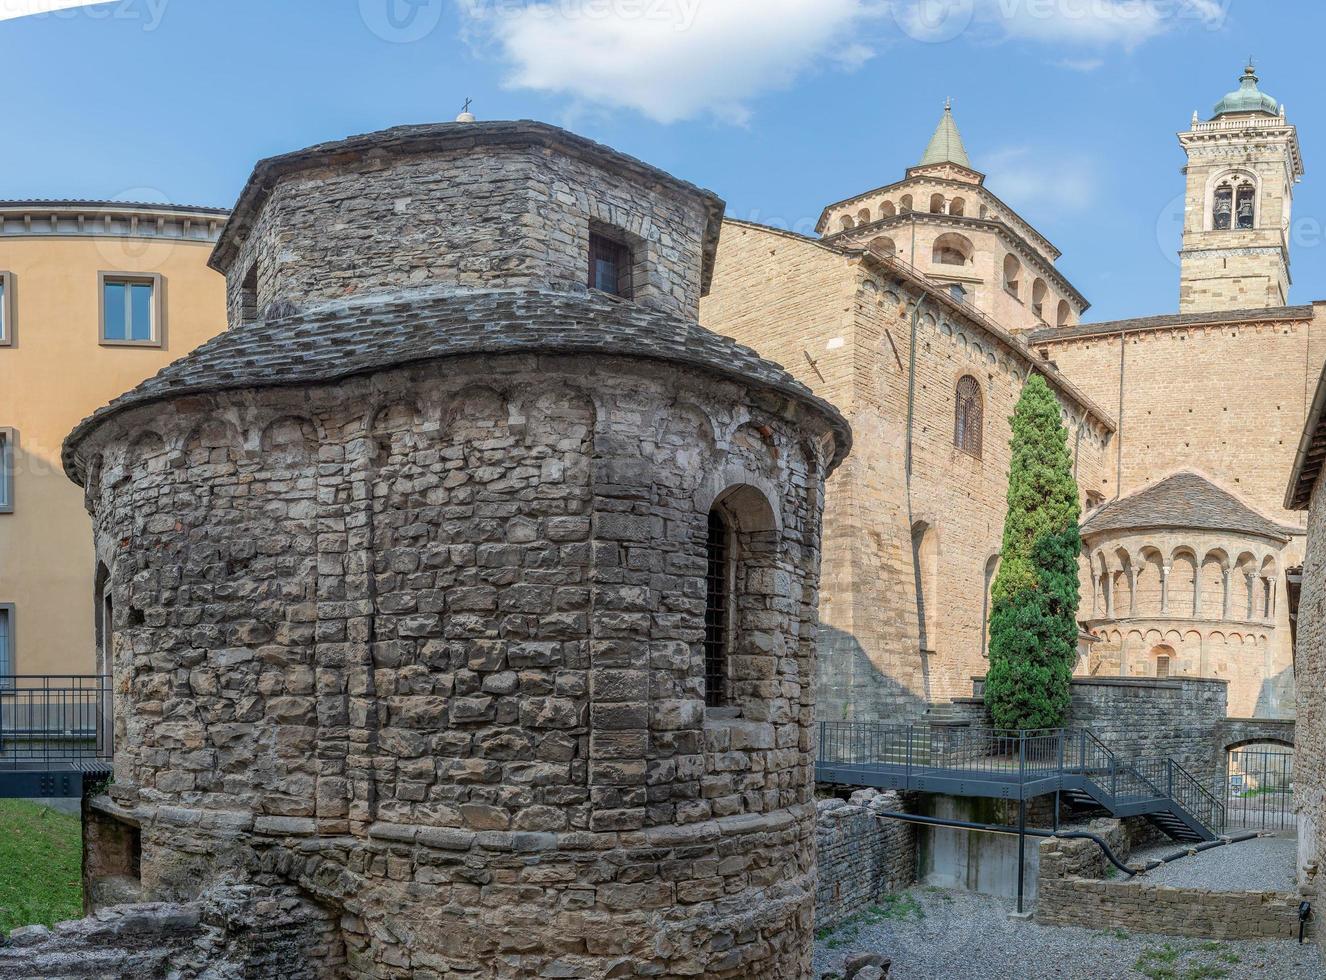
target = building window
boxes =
[0,428,11,513]
[954,375,983,457]
[704,508,731,708]
[1213,184,1233,230]
[1156,655,1170,679]
[0,605,12,678]
[0,272,13,347]
[948,284,967,303]
[588,232,633,298]
[1236,184,1255,229]
[1003,254,1021,298]
[100,274,162,346]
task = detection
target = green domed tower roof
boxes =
[1212,63,1280,118]
[919,101,973,169]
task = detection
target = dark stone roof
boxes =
[1030,305,1314,344]
[1082,471,1290,541]
[62,289,851,482]
[209,120,726,293]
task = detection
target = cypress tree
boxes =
[985,373,1082,731]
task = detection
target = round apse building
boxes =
[63,120,849,979]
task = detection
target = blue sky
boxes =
[2,0,1323,322]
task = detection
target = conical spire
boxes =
[919,100,972,169]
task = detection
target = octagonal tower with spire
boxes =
[815,102,1088,333]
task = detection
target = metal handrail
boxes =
[0,675,112,769]
[817,721,1223,837]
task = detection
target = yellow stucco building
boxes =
[0,200,227,677]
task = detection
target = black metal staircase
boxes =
[816,721,1227,842]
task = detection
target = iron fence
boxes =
[1226,748,1294,831]
[818,721,1227,837]
[0,676,111,767]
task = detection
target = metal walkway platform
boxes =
[816,722,1226,842]
[0,676,112,799]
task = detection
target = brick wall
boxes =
[1297,460,1326,947]
[703,220,1112,722]
[1037,831,1312,941]
[815,790,916,930]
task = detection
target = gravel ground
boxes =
[1129,835,1298,892]
[813,888,1323,979]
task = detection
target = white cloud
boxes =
[894,0,1228,50]
[0,0,110,20]
[984,146,1097,213]
[1055,56,1105,71]
[460,0,885,125]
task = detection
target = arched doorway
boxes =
[1225,738,1294,830]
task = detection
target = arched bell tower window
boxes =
[1213,184,1233,230]
[704,508,731,707]
[1236,184,1255,229]
[954,375,983,458]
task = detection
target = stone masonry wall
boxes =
[815,790,916,930]
[226,131,714,324]
[963,675,1229,792]
[1297,459,1326,951]
[74,351,835,979]
[1037,830,1312,942]
[702,220,1112,722]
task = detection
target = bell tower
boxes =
[1177,64,1303,313]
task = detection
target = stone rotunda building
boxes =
[53,121,848,978]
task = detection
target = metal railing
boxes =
[0,676,111,768]
[818,721,1226,837]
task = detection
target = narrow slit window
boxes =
[0,428,11,513]
[0,606,12,681]
[588,232,633,298]
[704,508,730,708]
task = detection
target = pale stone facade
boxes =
[702,220,1112,718]
[702,67,1314,723]
[54,121,848,978]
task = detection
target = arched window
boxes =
[839,214,854,231]
[858,207,872,224]
[1156,653,1171,679]
[899,194,913,213]
[1031,279,1048,319]
[704,508,731,707]
[1236,184,1255,229]
[933,232,973,267]
[1003,254,1021,297]
[869,236,896,257]
[929,193,945,214]
[949,197,966,217]
[1056,299,1072,328]
[880,201,896,218]
[948,283,966,303]
[954,375,983,457]
[1213,183,1233,229]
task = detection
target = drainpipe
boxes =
[1115,330,1126,498]
[904,293,928,483]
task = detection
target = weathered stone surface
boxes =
[50,119,848,978]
